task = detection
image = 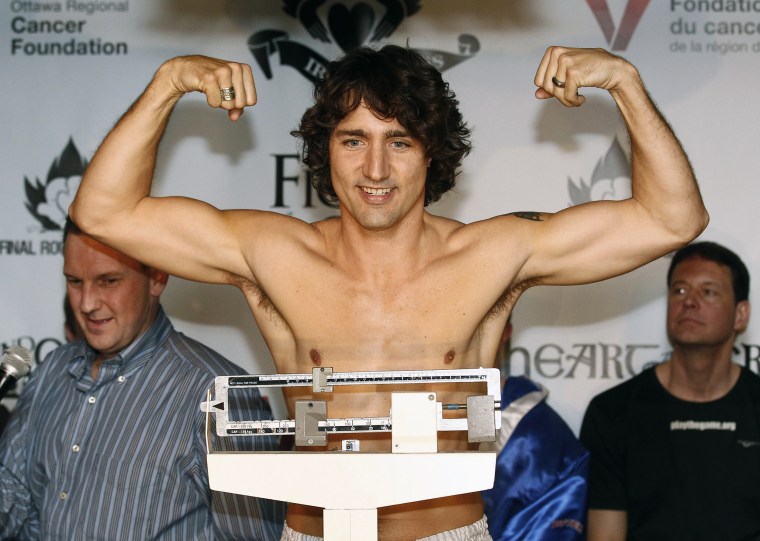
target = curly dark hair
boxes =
[292,45,472,206]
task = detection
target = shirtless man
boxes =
[69,45,708,540]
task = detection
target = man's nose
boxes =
[79,283,101,313]
[363,145,390,181]
[682,290,699,308]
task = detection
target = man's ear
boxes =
[734,300,751,333]
[149,269,169,297]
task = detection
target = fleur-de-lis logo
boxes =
[249,1,478,82]
[24,139,88,231]
[283,0,421,52]
[568,138,631,206]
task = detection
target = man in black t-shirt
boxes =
[581,241,760,541]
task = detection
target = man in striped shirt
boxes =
[0,219,286,540]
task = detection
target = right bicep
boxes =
[88,195,271,285]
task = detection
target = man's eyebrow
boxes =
[334,128,367,137]
[333,128,411,138]
[385,129,409,138]
[670,278,723,288]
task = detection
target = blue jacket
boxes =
[482,377,588,540]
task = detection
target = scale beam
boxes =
[200,367,501,444]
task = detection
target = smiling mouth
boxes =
[361,187,391,195]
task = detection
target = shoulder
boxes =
[450,213,540,243]
[233,210,327,262]
[33,341,84,378]
[447,214,545,283]
[740,366,760,385]
[429,213,533,274]
[582,367,661,438]
[9,342,83,418]
[737,367,760,397]
[160,330,248,378]
[588,366,657,408]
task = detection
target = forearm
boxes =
[528,47,710,285]
[70,60,180,238]
[611,69,708,243]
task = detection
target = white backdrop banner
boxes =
[2,0,759,430]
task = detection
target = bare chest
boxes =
[245,264,506,374]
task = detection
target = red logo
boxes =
[586,0,651,50]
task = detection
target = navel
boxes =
[310,348,322,366]
[444,349,456,365]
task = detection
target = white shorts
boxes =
[280,515,492,541]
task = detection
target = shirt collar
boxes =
[67,306,173,389]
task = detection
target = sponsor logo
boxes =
[670,420,736,431]
[25,138,87,232]
[505,342,760,380]
[551,519,584,534]
[568,137,631,206]
[1,139,86,257]
[738,439,760,448]
[247,1,480,82]
[586,0,651,50]
[8,1,130,56]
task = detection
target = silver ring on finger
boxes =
[220,87,236,101]
[551,76,565,88]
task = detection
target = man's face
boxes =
[329,102,430,232]
[667,256,749,348]
[63,234,166,362]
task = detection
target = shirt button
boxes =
[88,396,96,404]
[59,492,68,500]
[118,375,126,383]
[72,444,80,453]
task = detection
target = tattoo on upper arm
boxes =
[506,211,543,222]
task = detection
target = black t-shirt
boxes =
[581,366,760,541]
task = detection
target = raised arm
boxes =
[69,55,263,283]
[510,47,708,286]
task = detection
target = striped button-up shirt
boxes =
[0,307,285,540]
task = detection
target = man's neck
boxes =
[332,210,437,278]
[656,346,740,402]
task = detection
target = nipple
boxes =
[310,348,322,366]
[444,349,456,365]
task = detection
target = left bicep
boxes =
[518,198,679,286]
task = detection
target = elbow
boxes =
[67,200,88,233]
[673,207,710,247]
[688,207,710,241]
[696,208,710,237]
[67,199,105,239]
